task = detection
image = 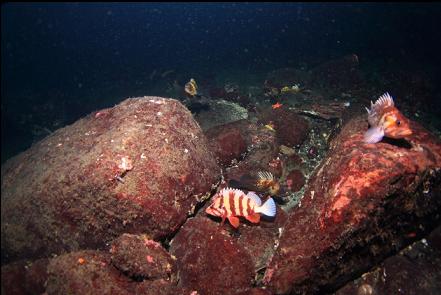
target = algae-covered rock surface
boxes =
[46,250,134,295]
[169,217,256,295]
[110,233,176,281]
[1,97,220,263]
[1,258,49,295]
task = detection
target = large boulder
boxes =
[1,97,220,263]
[223,120,282,190]
[263,113,441,294]
[169,217,255,295]
[168,195,288,295]
[205,120,249,167]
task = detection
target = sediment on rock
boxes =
[1,96,220,264]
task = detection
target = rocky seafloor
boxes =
[1,54,441,295]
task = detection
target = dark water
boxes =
[2,3,441,163]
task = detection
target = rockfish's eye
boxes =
[396,120,401,126]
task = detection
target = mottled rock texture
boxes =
[264,113,441,294]
[46,250,134,295]
[193,99,249,131]
[1,97,220,263]
[205,120,248,167]
[258,107,310,147]
[1,258,48,295]
[2,249,180,295]
[169,217,255,295]
[168,197,287,295]
[223,120,281,183]
[284,169,305,193]
[110,233,176,281]
[134,279,189,295]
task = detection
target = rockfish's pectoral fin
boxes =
[363,126,384,144]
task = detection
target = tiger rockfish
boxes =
[205,188,276,228]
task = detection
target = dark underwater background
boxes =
[2,2,441,161]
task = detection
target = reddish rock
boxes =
[135,279,189,295]
[285,169,305,193]
[282,153,304,168]
[46,250,135,295]
[1,258,48,295]
[225,145,281,192]
[223,120,281,186]
[264,114,441,294]
[1,97,220,263]
[242,121,279,154]
[336,226,441,295]
[45,249,183,295]
[171,188,287,294]
[110,234,176,281]
[169,217,255,294]
[235,288,273,295]
[205,121,248,167]
[206,119,282,177]
[259,107,310,147]
[236,208,288,271]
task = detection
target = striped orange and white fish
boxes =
[205,188,276,228]
[364,92,412,144]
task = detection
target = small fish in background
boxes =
[227,171,281,197]
[205,188,276,228]
[364,92,412,144]
[256,171,281,196]
[184,78,198,97]
[264,122,276,132]
[183,78,210,113]
[280,84,301,94]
